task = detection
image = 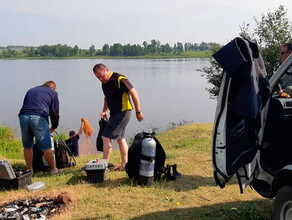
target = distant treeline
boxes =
[0,40,219,58]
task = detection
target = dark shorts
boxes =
[102,110,131,140]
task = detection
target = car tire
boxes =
[273,185,292,220]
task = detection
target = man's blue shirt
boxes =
[19,84,60,129]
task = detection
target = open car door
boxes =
[259,55,292,178]
[212,37,271,193]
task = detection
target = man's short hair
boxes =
[93,63,107,72]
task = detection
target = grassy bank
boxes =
[0,126,23,160]
[0,123,273,219]
[0,51,212,60]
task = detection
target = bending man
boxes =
[19,80,60,174]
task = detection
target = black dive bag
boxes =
[32,139,75,172]
[125,132,166,181]
[96,118,108,152]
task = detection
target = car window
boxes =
[279,74,292,90]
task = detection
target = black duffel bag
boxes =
[96,118,108,152]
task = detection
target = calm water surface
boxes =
[0,58,216,149]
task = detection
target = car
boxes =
[212,37,292,220]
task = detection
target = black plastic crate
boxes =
[85,169,105,183]
[83,159,107,183]
[0,171,32,190]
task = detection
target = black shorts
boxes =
[102,110,131,140]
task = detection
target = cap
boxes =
[69,131,76,136]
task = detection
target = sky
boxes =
[1,0,292,49]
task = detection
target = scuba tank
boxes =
[138,132,156,185]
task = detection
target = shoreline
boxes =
[0,51,212,60]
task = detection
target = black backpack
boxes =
[125,132,166,181]
[32,140,75,172]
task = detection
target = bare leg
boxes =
[117,138,128,169]
[102,136,112,162]
[43,149,58,173]
[23,148,33,171]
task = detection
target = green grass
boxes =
[0,139,23,160]
[0,126,16,140]
[0,126,23,159]
[0,124,273,220]
[52,133,69,142]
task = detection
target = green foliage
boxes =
[254,5,292,48]
[261,45,283,76]
[19,44,80,57]
[89,45,95,56]
[254,5,292,75]
[0,40,217,59]
[240,5,292,75]
[202,5,292,97]
[1,49,19,58]
[110,43,124,56]
[199,45,222,99]
[102,44,110,56]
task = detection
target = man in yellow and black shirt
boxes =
[93,63,144,171]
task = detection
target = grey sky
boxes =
[1,0,292,49]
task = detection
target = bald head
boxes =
[44,80,56,91]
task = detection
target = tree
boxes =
[161,43,172,54]
[110,43,123,56]
[1,49,18,57]
[123,44,131,56]
[177,42,183,54]
[27,47,36,57]
[201,5,292,98]
[147,39,158,55]
[73,45,79,56]
[173,43,177,54]
[89,45,95,56]
[253,5,292,75]
[199,42,209,51]
[200,45,222,98]
[142,41,148,54]
[102,44,110,56]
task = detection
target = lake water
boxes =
[0,58,216,151]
